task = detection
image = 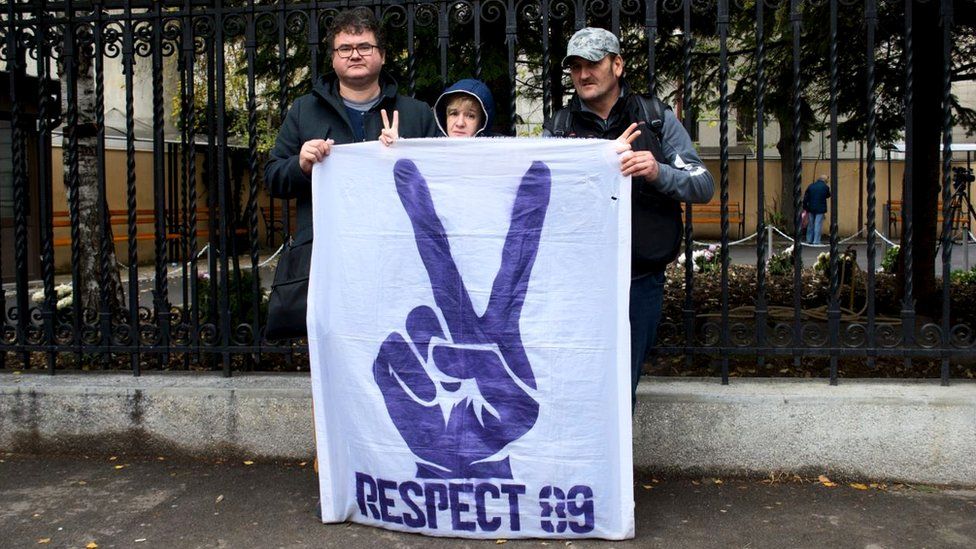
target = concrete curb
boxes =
[633,378,976,486]
[2,373,974,485]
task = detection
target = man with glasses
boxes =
[545,27,714,411]
[265,7,438,235]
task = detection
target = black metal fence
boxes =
[0,0,973,382]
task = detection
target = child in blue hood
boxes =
[379,78,495,144]
[434,79,495,137]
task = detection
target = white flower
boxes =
[55,283,73,298]
[56,296,73,310]
[31,289,45,304]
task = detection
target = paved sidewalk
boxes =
[1,454,974,548]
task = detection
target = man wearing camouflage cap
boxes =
[544,27,714,411]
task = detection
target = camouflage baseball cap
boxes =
[562,27,620,67]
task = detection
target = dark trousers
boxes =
[629,270,666,411]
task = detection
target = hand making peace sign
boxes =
[379,108,399,147]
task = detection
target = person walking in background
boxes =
[803,175,831,245]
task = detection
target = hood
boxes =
[433,79,495,137]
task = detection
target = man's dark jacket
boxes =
[264,72,439,235]
[803,178,830,215]
[543,83,714,277]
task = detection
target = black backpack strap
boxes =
[635,94,666,142]
[551,108,572,137]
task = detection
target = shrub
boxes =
[677,244,721,274]
[767,245,794,277]
[951,266,976,285]
[881,245,900,274]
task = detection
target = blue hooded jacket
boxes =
[433,79,496,137]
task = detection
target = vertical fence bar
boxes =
[754,0,768,369]
[6,0,29,368]
[901,0,916,366]
[34,0,57,373]
[245,0,262,358]
[790,0,803,367]
[681,0,695,368]
[123,0,140,375]
[540,0,548,123]
[864,0,878,371]
[610,0,620,36]
[407,2,417,96]
[183,0,201,363]
[939,0,953,385]
[151,0,171,366]
[277,0,291,236]
[717,0,730,384]
[205,26,218,364]
[93,3,112,364]
[827,0,840,384]
[438,0,449,86]
[63,0,83,366]
[474,1,483,82]
[644,0,657,98]
[215,0,232,376]
[506,0,517,136]
[0,8,6,370]
[307,0,320,83]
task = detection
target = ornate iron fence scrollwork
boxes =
[0,0,972,380]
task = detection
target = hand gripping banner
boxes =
[307,137,633,539]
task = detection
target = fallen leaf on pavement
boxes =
[114,465,126,470]
[37,539,50,544]
[109,456,117,461]
[495,540,507,544]
[714,479,724,485]
[641,485,653,490]
[86,543,98,549]
[243,460,254,466]
[216,495,224,504]
[850,483,869,490]
[818,475,837,487]
[134,539,147,543]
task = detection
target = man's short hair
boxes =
[326,7,385,51]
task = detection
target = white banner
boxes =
[307,137,633,539]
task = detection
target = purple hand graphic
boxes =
[373,159,551,480]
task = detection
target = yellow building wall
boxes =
[693,158,913,240]
[49,147,285,270]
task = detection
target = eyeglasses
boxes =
[334,43,379,58]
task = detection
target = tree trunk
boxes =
[62,51,125,315]
[776,115,798,233]
[897,2,941,317]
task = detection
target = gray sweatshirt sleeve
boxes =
[645,108,714,204]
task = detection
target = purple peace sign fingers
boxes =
[375,158,551,479]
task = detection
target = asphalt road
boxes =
[1,453,974,549]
